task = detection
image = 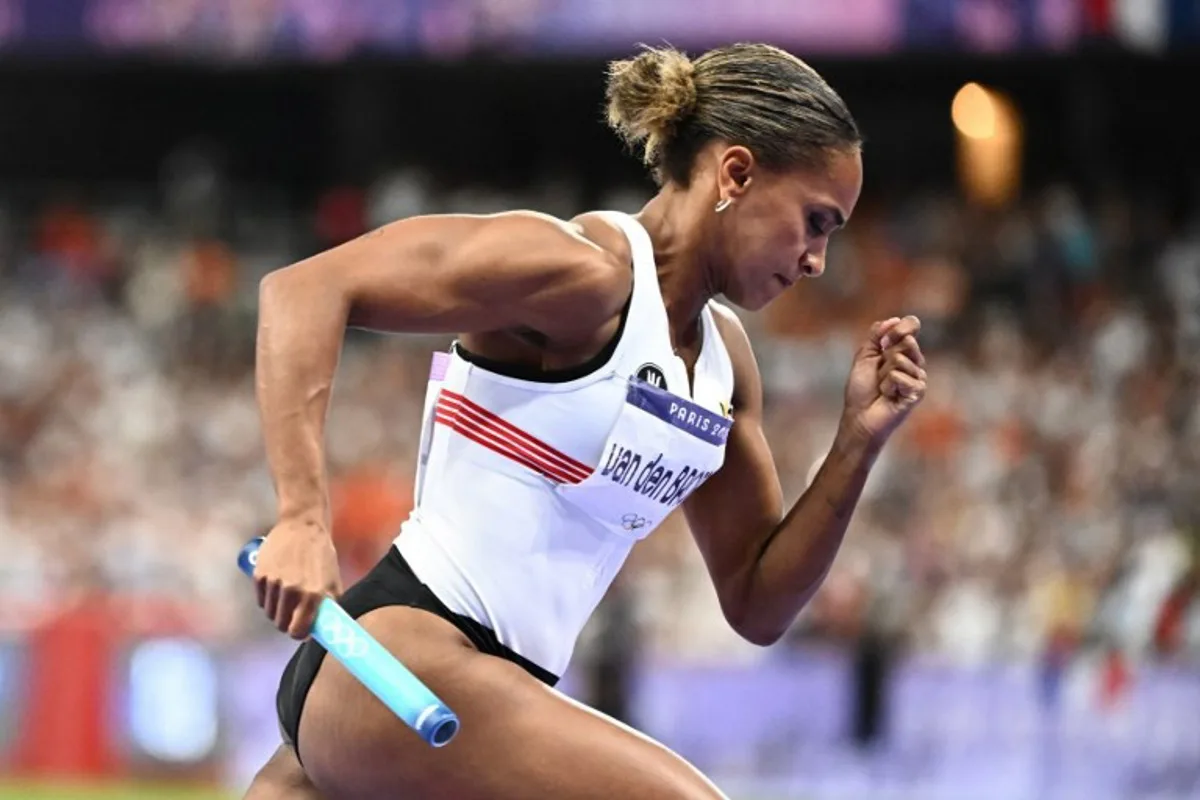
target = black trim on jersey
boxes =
[453,292,633,384]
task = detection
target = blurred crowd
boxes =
[0,158,1197,672]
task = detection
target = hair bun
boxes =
[605,46,697,170]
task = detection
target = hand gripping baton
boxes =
[238,537,459,747]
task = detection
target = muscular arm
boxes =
[682,308,881,646]
[256,211,628,522]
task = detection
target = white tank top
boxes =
[393,211,736,676]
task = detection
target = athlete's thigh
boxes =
[243,744,324,800]
[297,606,727,800]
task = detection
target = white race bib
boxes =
[554,378,730,539]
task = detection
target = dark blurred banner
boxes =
[0,0,1196,61]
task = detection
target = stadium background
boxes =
[1,1,1199,798]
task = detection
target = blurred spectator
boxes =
[1154,558,1200,660]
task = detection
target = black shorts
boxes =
[275,545,559,754]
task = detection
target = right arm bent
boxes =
[253,212,628,638]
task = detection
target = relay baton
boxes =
[237,537,459,747]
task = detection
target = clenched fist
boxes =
[253,517,343,639]
[841,315,927,447]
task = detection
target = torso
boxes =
[393,211,737,676]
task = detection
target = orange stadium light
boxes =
[953,82,1023,207]
[952,82,998,140]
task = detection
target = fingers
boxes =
[265,583,328,638]
[861,314,928,416]
[262,577,282,620]
[869,316,903,345]
[879,315,921,350]
[889,334,925,369]
[288,594,323,640]
[878,318,927,402]
[250,528,340,640]
[255,575,322,638]
[882,350,926,382]
[880,370,925,402]
[274,587,303,634]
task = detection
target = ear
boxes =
[716,145,755,203]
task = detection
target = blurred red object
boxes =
[12,593,209,780]
[1083,0,1112,36]
[1153,572,1198,656]
[13,597,114,777]
[906,406,966,460]
[315,186,367,247]
[184,239,237,307]
[35,202,106,282]
[330,463,413,583]
[1097,647,1132,710]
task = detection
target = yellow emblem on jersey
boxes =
[719,400,734,418]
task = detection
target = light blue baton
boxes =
[238,537,459,747]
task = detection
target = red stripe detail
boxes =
[434,412,576,484]
[437,409,587,484]
[438,397,591,484]
[435,411,583,485]
[433,397,592,485]
[439,391,591,475]
[437,391,592,478]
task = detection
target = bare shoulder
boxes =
[514,210,630,317]
[438,209,633,339]
[457,210,629,294]
[570,211,634,262]
[707,300,762,411]
[570,210,635,291]
[267,208,634,340]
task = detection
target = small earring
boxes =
[714,197,733,213]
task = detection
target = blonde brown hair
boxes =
[606,43,861,185]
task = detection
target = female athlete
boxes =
[245,43,927,800]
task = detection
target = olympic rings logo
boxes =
[317,615,370,660]
[621,513,648,532]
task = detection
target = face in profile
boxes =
[716,147,863,311]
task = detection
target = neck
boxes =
[634,186,722,349]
